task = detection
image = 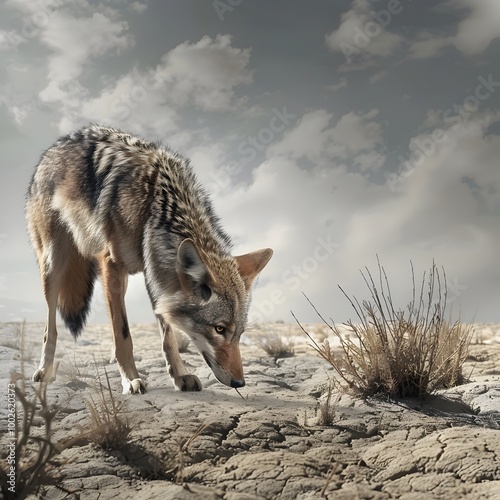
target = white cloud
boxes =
[330,0,499,63]
[0,2,143,133]
[130,1,147,13]
[354,151,386,171]
[48,33,253,134]
[9,104,31,127]
[325,78,348,92]
[39,12,133,104]
[188,141,230,188]
[409,0,500,59]
[214,156,352,318]
[453,0,500,55]
[267,109,333,163]
[368,69,388,84]
[409,33,452,59]
[336,112,500,315]
[154,34,253,112]
[268,108,385,167]
[0,29,26,51]
[77,68,180,137]
[207,106,500,323]
[325,0,405,66]
[329,109,384,156]
[5,0,61,13]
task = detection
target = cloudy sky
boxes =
[0,0,499,328]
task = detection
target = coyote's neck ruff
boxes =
[26,125,272,394]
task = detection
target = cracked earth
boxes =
[1,322,500,499]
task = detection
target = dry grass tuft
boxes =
[86,368,131,450]
[317,382,337,426]
[294,259,473,399]
[257,332,295,361]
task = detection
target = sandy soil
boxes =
[1,321,500,499]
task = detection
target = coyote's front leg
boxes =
[100,252,146,394]
[156,316,202,391]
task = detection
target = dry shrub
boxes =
[0,378,65,500]
[295,260,473,399]
[0,322,69,500]
[1,385,62,498]
[86,368,131,450]
[257,332,295,361]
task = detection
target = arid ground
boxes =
[1,321,500,499]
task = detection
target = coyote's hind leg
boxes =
[32,235,69,382]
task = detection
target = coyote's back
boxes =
[27,125,272,394]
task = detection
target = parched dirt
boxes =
[1,322,500,499]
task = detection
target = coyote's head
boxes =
[168,239,272,388]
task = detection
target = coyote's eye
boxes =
[214,325,226,335]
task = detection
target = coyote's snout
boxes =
[26,125,272,394]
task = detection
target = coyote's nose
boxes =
[231,378,245,388]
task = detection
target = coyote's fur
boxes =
[26,125,272,394]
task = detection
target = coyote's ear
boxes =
[234,248,273,290]
[177,239,213,296]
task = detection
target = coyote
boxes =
[26,125,272,394]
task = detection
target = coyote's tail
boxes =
[58,253,98,338]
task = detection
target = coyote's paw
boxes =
[32,367,54,383]
[175,374,202,392]
[122,378,147,395]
